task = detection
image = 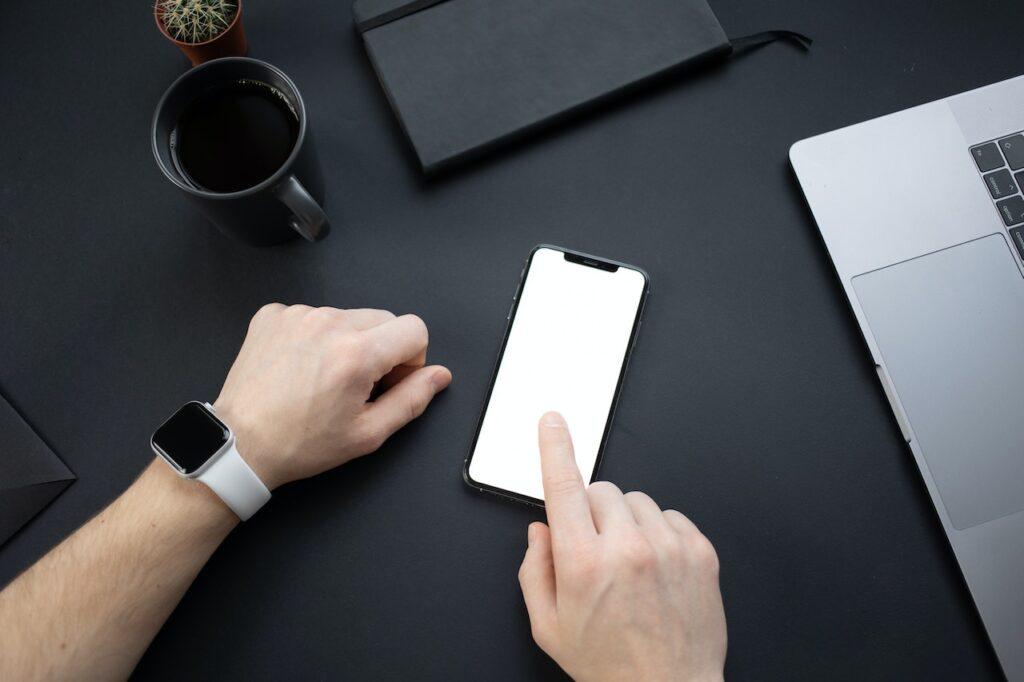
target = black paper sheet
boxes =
[0,393,75,547]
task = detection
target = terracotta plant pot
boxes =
[154,0,248,66]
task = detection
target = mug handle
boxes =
[274,175,330,242]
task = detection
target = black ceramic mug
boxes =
[152,57,329,246]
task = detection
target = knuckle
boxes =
[688,534,720,575]
[259,301,285,314]
[623,490,655,506]
[517,561,530,584]
[663,508,686,523]
[544,473,582,497]
[252,302,284,325]
[356,420,388,451]
[308,307,338,326]
[404,391,428,423]
[402,314,429,344]
[363,430,386,452]
[397,311,430,348]
[622,535,658,571]
[416,380,435,409]
[662,536,686,563]
[588,480,621,496]
[663,508,693,533]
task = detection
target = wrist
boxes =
[145,458,239,534]
[211,399,283,491]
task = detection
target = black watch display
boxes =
[151,401,230,475]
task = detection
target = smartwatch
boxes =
[151,401,271,521]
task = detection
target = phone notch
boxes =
[563,252,619,272]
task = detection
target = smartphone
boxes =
[464,245,650,506]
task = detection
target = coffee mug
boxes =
[152,57,330,246]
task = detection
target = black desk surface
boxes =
[0,0,1016,679]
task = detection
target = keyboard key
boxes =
[995,195,1024,226]
[1010,227,1024,262]
[998,134,1024,170]
[983,169,1018,199]
[971,142,1004,172]
[1016,170,1024,192]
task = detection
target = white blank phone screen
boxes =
[468,248,646,502]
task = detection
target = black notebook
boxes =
[354,0,807,174]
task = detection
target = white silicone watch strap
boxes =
[198,443,271,521]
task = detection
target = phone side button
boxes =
[507,299,516,320]
[875,364,912,443]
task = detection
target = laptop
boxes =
[790,74,1024,679]
[790,73,1024,675]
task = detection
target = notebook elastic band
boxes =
[730,30,813,56]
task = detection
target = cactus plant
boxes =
[157,0,238,44]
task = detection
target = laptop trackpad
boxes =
[853,234,1024,530]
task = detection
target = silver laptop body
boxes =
[791,74,1024,680]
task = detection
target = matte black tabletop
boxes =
[0,0,1015,679]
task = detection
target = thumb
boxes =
[518,522,557,651]
[362,365,452,446]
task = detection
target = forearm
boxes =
[0,459,237,680]
[0,304,451,678]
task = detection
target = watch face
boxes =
[152,402,230,475]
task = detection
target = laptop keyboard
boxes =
[971,134,1024,258]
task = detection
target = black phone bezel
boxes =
[462,244,651,508]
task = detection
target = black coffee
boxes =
[172,79,299,193]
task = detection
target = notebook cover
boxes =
[356,0,730,173]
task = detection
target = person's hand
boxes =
[212,304,452,491]
[518,412,727,682]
